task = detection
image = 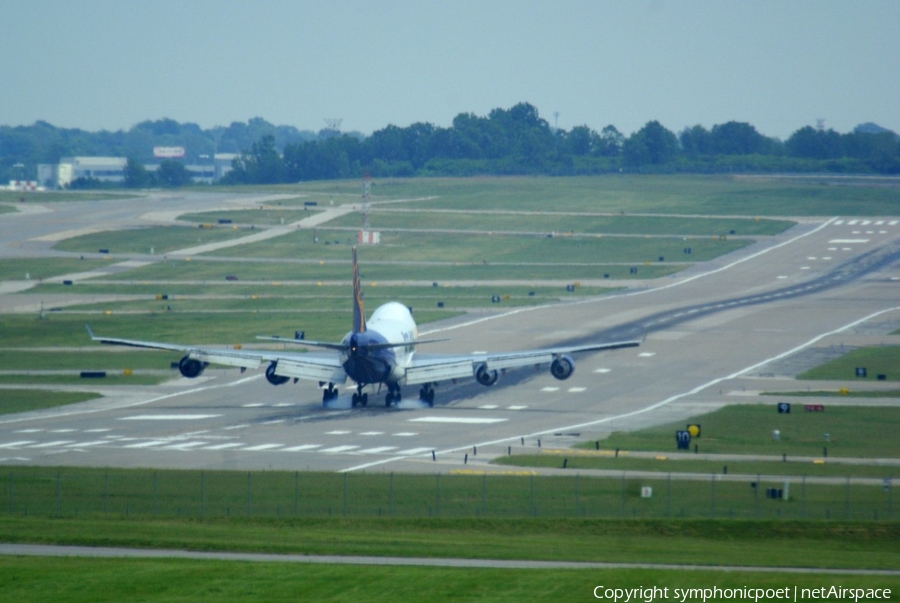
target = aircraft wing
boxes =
[404,339,640,385]
[86,327,347,384]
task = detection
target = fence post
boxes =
[342,473,348,517]
[294,472,299,517]
[8,472,12,515]
[56,471,61,517]
[888,476,893,520]
[104,471,109,514]
[388,472,393,518]
[755,474,760,518]
[482,473,487,516]
[200,472,205,518]
[574,474,580,516]
[845,476,850,519]
[620,473,626,517]
[802,476,807,518]
[153,471,158,516]
[435,473,440,517]
[666,473,671,518]
[530,473,536,517]
[246,472,252,517]
[710,474,716,519]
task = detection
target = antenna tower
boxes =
[361,173,371,230]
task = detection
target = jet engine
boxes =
[178,355,207,379]
[475,363,499,386]
[549,355,575,380]
[265,362,290,386]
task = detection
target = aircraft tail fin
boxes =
[352,246,366,334]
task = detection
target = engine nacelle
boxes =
[265,362,290,386]
[550,355,575,380]
[178,355,207,379]
[475,363,499,387]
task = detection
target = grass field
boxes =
[54,225,252,255]
[0,191,136,203]
[0,309,454,347]
[325,209,794,236]
[0,512,897,568]
[0,257,110,281]
[2,466,894,522]
[566,405,900,458]
[494,453,898,478]
[798,346,900,382]
[0,390,100,415]
[1,550,897,603]
[98,255,686,282]
[277,175,900,216]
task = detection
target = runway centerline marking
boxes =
[408,417,507,424]
[119,414,221,421]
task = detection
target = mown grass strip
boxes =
[0,390,100,415]
[0,516,898,570]
[1,557,896,603]
[575,404,900,458]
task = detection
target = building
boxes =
[37,153,238,188]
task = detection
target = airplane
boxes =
[88,247,641,408]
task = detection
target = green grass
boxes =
[764,390,900,398]
[53,225,252,255]
[2,467,895,523]
[204,229,750,265]
[0,191,137,203]
[0,513,897,568]
[29,283,620,317]
[0,257,111,281]
[210,175,900,216]
[0,310,455,348]
[325,210,794,236]
[0,373,170,386]
[798,346,900,382]
[360,175,900,216]
[494,454,895,478]
[572,405,900,458]
[180,206,331,226]
[0,350,181,371]
[101,255,685,282]
[1,558,896,603]
[0,390,100,415]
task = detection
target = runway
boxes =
[1,193,899,474]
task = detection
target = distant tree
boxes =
[123,157,150,188]
[680,125,712,155]
[566,125,594,156]
[227,134,285,184]
[623,121,679,166]
[786,126,843,159]
[596,125,624,156]
[155,159,191,187]
[710,121,770,155]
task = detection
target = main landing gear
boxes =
[321,382,338,405]
[419,384,435,407]
[385,382,402,407]
[351,384,369,407]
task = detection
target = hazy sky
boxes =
[4,0,898,139]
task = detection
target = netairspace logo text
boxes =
[593,586,893,603]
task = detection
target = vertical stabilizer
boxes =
[352,246,366,333]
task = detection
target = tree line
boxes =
[224,103,900,183]
[2,103,898,186]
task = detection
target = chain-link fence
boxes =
[3,467,894,520]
